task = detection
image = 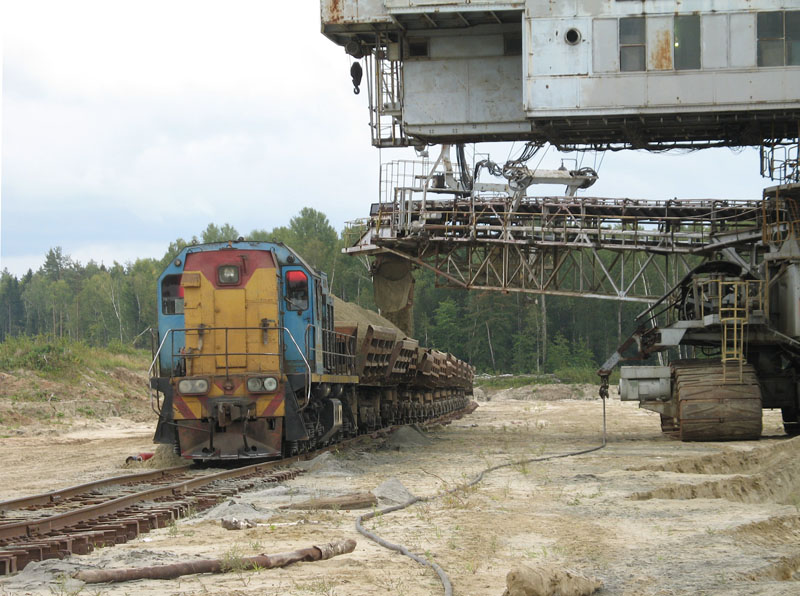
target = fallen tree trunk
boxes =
[280,491,377,510]
[74,539,356,584]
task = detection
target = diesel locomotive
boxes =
[149,240,474,461]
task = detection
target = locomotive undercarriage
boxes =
[281,382,468,457]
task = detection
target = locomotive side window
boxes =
[161,274,184,315]
[285,270,309,311]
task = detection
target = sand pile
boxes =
[296,451,363,477]
[383,425,431,451]
[190,498,269,523]
[503,564,602,596]
[142,443,187,469]
[374,477,416,505]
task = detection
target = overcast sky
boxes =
[1,1,769,278]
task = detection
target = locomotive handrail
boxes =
[148,330,174,379]
[148,325,312,409]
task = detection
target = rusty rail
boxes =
[0,465,190,512]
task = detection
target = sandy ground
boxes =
[1,383,799,596]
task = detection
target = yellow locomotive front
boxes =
[155,245,287,460]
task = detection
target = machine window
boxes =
[619,17,646,71]
[787,11,800,65]
[758,11,800,66]
[285,270,309,311]
[759,12,785,66]
[674,15,700,70]
[161,275,184,315]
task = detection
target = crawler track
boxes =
[673,360,763,441]
[0,402,478,575]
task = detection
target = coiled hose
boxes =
[355,397,608,596]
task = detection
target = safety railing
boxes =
[149,325,312,411]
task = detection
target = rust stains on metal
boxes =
[651,29,673,70]
[326,0,343,24]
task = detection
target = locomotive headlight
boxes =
[218,265,239,285]
[246,376,278,393]
[177,378,209,395]
[246,377,264,392]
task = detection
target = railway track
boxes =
[0,402,478,576]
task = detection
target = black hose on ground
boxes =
[355,398,608,596]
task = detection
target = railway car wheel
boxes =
[673,360,762,441]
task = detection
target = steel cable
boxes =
[355,398,608,596]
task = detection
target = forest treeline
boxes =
[0,207,641,376]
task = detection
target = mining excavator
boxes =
[320,0,800,440]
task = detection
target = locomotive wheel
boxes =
[673,360,762,441]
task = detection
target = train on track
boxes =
[149,240,474,461]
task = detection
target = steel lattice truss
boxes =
[346,195,771,302]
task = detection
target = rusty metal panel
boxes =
[647,16,673,71]
[322,0,387,25]
[592,18,618,73]
[354,325,398,384]
[386,338,419,384]
[730,12,756,68]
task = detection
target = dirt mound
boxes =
[0,366,152,430]
[725,515,800,546]
[296,451,363,477]
[503,564,602,596]
[192,498,269,523]
[142,443,187,469]
[374,477,416,505]
[632,436,800,475]
[383,424,431,450]
[630,461,800,504]
[742,553,800,581]
[491,384,598,402]
[630,437,800,504]
[333,296,403,333]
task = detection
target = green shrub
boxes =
[0,335,86,374]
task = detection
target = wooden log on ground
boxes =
[280,492,377,510]
[74,539,356,584]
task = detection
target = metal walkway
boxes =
[345,160,774,302]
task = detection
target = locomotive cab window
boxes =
[218,265,240,285]
[161,274,184,315]
[285,270,309,311]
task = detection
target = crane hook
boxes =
[350,62,363,95]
